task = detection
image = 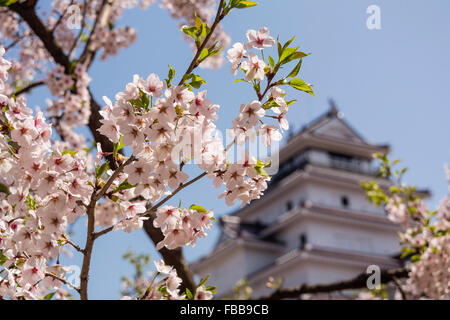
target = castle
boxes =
[191,103,407,298]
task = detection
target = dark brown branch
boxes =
[259,268,409,300]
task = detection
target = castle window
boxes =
[286,201,293,212]
[299,233,307,250]
[341,196,349,208]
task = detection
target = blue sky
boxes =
[23,0,450,299]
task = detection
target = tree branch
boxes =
[259,267,409,300]
[13,80,45,96]
[77,0,114,68]
[79,190,96,300]
[45,272,80,293]
[177,0,225,86]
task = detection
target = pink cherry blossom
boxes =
[245,27,275,49]
[241,53,266,81]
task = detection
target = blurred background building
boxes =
[191,102,407,298]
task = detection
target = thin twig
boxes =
[45,272,80,293]
[259,268,409,300]
[177,0,226,86]
[62,235,84,254]
[94,155,135,201]
[12,80,45,96]
[392,276,407,300]
[94,171,208,239]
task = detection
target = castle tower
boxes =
[191,102,405,298]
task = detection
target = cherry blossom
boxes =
[245,27,275,49]
[241,53,266,81]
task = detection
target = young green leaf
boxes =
[0,0,18,6]
[113,180,137,193]
[279,46,299,64]
[288,78,315,96]
[231,0,258,9]
[185,288,193,300]
[189,204,208,213]
[287,59,302,78]
[268,55,275,68]
[113,136,124,159]
[166,64,175,87]
[96,160,110,178]
[41,291,56,300]
[62,150,78,157]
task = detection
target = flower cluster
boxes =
[0,47,12,91]
[0,51,92,299]
[400,195,450,299]
[380,165,450,299]
[122,259,186,300]
[154,205,214,250]
[45,63,92,149]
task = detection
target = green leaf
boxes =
[287,59,302,78]
[286,99,297,106]
[166,65,175,88]
[41,292,56,300]
[281,36,296,53]
[26,194,36,210]
[189,74,207,89]
[254,160,271,177]
[113,180,137,193]
[0,183,9,194]
[181,26,197,38]
[277,38,282,57]
[189,204,208,213]
[62,150,78,157]
[96,160,110,178]
[0,251,7,266]
[185,288,193,300]
[288,78,315,96]
[183,74,207,89]
[233,0,258,9]
[199,48,209,62]
[0,0,18,6]
[113,136,124,159]
[206,286,217,291]
[279,46,299,64]
[129,89,150,111]
[268,55,275,68]
[197,275,210,288]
